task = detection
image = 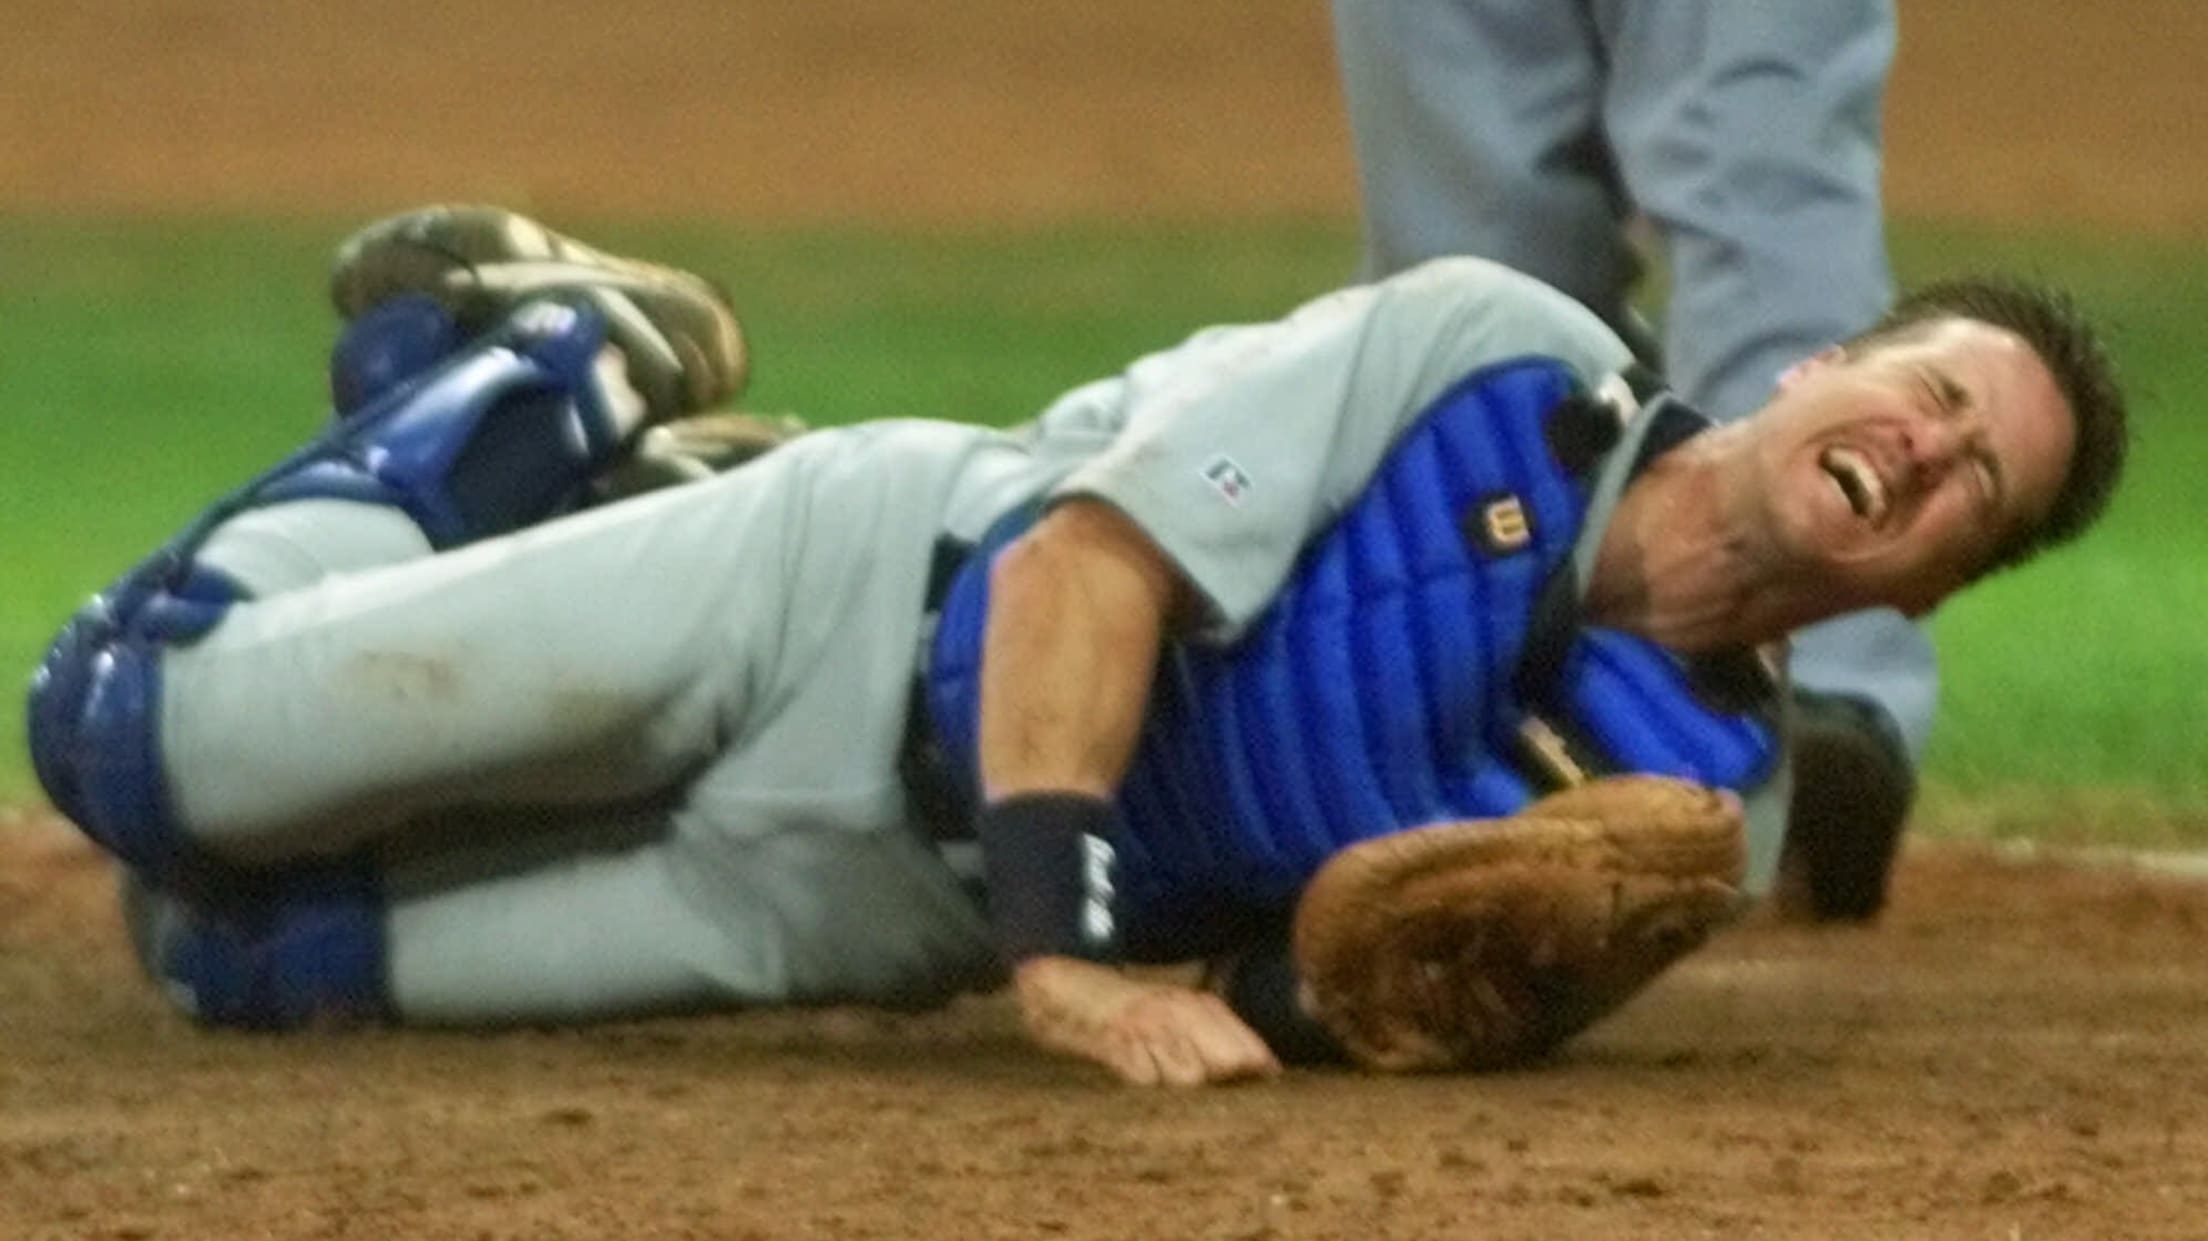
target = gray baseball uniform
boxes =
[38,253,1810,1024]
[45,256,1790,1027]
[1330,0,1935,758]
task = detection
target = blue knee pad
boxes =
[329,294,462,416]
[125,862,389,1030]
[28,558,242,878]
[265,294,628,549]
[31,296,625,879]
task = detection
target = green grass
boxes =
[3,212,2203,838]
[1886,225,2208,837]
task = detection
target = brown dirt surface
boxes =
[9,3,2208,1238]
[6,813,2208,1239]
[5,0,2206,231]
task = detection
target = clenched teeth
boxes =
[1820,446,1889,523]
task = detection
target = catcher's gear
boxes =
[920,359,1778,965]
[28,559,243,879]
[121,862,388,1030]
[31,299,642,884]
[1291,776,1745,1072]
[329,293,463,415]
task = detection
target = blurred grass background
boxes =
[3,213,2203,839]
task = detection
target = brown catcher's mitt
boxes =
[1292,776,1746,1072]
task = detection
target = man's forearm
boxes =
[971,500,1174,965]
[967,502,1278,1085]
[976,500,1182,800]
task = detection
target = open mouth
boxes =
[1819,446,1890,524]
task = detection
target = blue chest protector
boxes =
[922,359,1778,960]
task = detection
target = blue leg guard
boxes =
[124,861,390,1030]
[28,559,243,879]
[29,295,629,879]
[262,293,630,550]
[328,294,461,417]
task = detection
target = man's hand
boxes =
[1013,956,1282,1087]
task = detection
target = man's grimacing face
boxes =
[1744,316,2077,615]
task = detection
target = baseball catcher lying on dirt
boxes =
[29,207,2126,1086]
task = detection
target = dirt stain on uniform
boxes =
[341,650,465,705]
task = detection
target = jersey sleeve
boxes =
[1045,257,1634,635]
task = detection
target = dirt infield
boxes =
[6,816,2207,1240]
[8,3,2208,1238]
[6,0,2207,231]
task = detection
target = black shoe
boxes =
[1777,690,1916,922]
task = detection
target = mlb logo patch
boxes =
[1201,454,1254,506]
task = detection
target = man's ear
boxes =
[1777,345,1847,391]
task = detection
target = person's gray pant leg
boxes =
[1330,0,1637,319]
[1596,0,1933,755]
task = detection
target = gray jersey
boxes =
[1034,258,1627,631]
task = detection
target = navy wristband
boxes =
[975,792,1117,965]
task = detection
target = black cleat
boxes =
[1776,690,1916,922]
